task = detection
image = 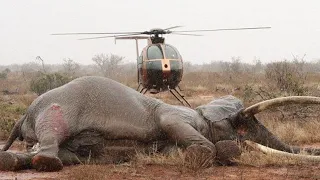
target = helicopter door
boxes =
[137,54,143,83]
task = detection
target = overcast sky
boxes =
[0,0,319,65]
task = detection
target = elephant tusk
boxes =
[243,96,320,116]
[244,140,320,162]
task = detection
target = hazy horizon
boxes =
[1,0,319,65]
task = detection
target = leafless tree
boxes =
[252,57,263,74]
[63,58,80,78]
[92,53,124,78]
[265,58,307,95]
[230,56,242,74]
[36,56,46,73]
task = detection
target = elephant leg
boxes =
[159,118,216,167]
[32,104,69,171]
[0,151,34,171]
[0,148,82,171]
[159,118,215,149]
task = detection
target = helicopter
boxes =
[52,26,271,106]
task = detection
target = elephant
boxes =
[1,76,320,172]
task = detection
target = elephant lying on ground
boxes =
[1,76,320,171]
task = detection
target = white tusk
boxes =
[244,140,320,162]
[243,96,320,115]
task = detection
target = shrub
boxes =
[243,84,255,103]
[265,60,307,95]
[30,72,71,95]
[0,72,7,79]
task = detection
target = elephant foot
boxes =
[215,140,241,166]
[32,155,63,172]
[184,144,216,169]
[0,151,20,171]
[0,151,32,171]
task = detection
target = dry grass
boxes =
[133,150,185,167]
[133,148,212,171]
[67,150,206,179]
[258,113,320,145]
[275,120,320,144]
[0,91,36,139]
[0,97,28,140]
[66,144,320,180]
[237,148,319,167]
[67,151,185,180]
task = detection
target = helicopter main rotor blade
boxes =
[164,26,183,30]
[170,32,203,36]
[78,33,142,40]
[171,26,271,33]
[52,32,143,35]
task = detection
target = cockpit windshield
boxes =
[147,45,164,60]
[165,45,179,59]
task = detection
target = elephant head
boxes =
[196,95,320,161]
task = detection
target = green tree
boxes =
[30,72,71,95]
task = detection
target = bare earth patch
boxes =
[1,163,320,180]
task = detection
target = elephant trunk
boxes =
[250,121,320,155]
[2,115,26,151]
[241,96,320,156]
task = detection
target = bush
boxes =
[0,72,7,79]
[265,60,307,95]
[30,72,71,95]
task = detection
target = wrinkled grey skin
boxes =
[0,76,319,171]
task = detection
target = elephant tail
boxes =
[1,115,26,151]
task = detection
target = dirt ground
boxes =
[1,164,320,180]
[1,142,320,180]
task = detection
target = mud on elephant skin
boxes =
[1,76,320,172]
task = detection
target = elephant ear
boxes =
[196,95,244,122]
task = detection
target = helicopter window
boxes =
[165,45,179,59]
[147,45,164,60]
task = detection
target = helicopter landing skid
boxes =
[137,86,191,107]
[169,88,191,107]
[138,86,149,94]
